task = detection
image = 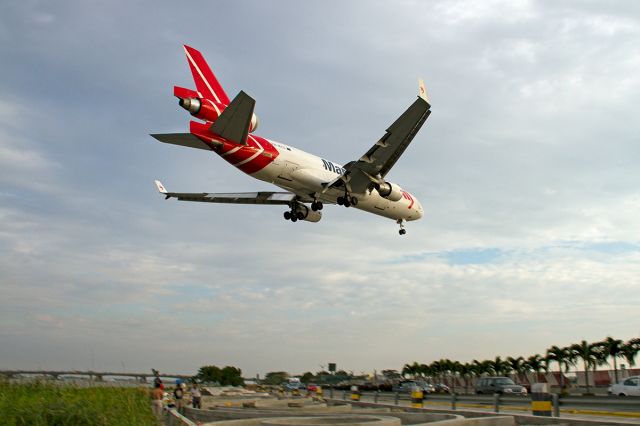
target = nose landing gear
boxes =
[397,219,407,235]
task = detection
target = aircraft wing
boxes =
[334,83,431,194]
[154,180,304,205]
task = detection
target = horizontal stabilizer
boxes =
[174,86,200,99]
[209,91,255,146]
[150,133,213,151]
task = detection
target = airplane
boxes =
[152,45,432,235]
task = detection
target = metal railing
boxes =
[329,390,640,419]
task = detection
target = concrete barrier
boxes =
[184,407,460,424]
[530,384,552,417]
[166,408,199,426]
[195,416,401,426]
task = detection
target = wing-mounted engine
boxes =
[284,202,322,223]
[374,181,403,202]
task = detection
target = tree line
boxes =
[401,336,639,394]
[195,365,244,386]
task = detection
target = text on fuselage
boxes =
[322,159,346,175]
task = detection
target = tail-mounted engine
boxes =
[179,97,259,132]
[374,181,403,202]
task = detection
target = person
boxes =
[150,381,164,420]
[191,383,202,409]
[174,380,185,413]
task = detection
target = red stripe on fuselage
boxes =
[190,121,278,175]
[237,135,278,174]
[401,190,415,209]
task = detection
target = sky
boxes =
[1,0,639,378]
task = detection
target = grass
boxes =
[0,380,158,426]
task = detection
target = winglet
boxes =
[418,78,430,103]
[155,180,168,195]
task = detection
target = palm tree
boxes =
[570,340,600,394]
[592,342,609,386]
[438,359,454,388]
[429,360,443,384]
[418,363,431,381]
[402,362,420,379]
[490,356,512,377]
[450,360,463,393]
[472,359,493,377]
[525,354,546,384]
[458,363,474,394]
[506,356,526,383]
[600,337,625,383]
[546,345,574,391]
[621,338,640,370]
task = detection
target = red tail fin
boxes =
[183,45,231,105]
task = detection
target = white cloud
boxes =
[0,0,639,376]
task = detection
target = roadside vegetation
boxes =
[195,365,244,386]
[0,380,156,426]
[399,336,640,394]
[270,336,639,395]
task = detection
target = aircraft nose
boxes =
[415,199,424,218]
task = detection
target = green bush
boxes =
[0,380,157,426]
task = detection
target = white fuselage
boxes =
[247,140,423,222]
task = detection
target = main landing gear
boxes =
[284,209,304,222]
[336,194,358,208]
[397,219,407,235]
[311,200,323,211]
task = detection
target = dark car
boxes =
[433,383,450,393]
[475,377,527,395]
[393,380,433,394]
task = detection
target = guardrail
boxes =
[326,389,640,419]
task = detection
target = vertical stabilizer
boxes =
[183,45,231,104]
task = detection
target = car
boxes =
[306,384,319,392]
[475,377,527,395]
[608,376,640,396]
[284,382,305,391]
[393,380,433,394]
[433,383,450,394]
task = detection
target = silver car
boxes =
[475,377,527,395]
[608,376,640,396]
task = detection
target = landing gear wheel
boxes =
[311,201,324,211]
[344,199,351,208]
[291,216,298,222]
[336,196,344,206]
[297,211,304,220]
[397,219,406,235]
[284,211,292,220]
[350,196,358,206]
